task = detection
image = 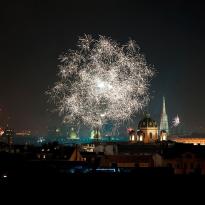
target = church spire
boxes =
[162,96,166,114]
[160,96,169,135]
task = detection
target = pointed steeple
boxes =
[160,96,169,135]
[162,96,166,114]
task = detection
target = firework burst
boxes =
[48,35,154,129]
[172,115,180,127]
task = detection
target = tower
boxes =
[160,97,169,136]
[138,114,158,143]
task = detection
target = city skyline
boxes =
[1,1,205,134]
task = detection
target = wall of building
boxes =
[140,128,158,143]
[94,144,118,155]
[153,152,205,175]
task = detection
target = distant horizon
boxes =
[0,112,203,136]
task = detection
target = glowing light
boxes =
[172,115,180,127]
[69,127,78,139]
[0,128,4,136]
[130,134,135,141]
[48,35,154,129]
[37,137,46,144]
[96,168,116,172]
[90,129,101,139]
[96,79,105,88]
[139,135,143,141]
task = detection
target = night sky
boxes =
[1,0,205,135]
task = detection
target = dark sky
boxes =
[1,0,205,135]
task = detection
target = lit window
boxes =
[139,135,143,141]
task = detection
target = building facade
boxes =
[137,114,158,143]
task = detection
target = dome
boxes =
[69,127,78,139]
[90,129,101,139]
[138,114,158,129]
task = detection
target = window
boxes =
[139,135,143,141]
[150,133,152,139]
[131,135,135,141]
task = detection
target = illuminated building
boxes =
[81,144,95,152]
[90,129,101,140]
[159,96,169,135]
[169,136,205,145]
[3,125,14,145]
[136,130,144,142]
[16,130,31,136]
[69,127,79,139]
[128,128,144,142]
[138,114,158,143]
[127,128,136,142]
[160,130,167,141]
